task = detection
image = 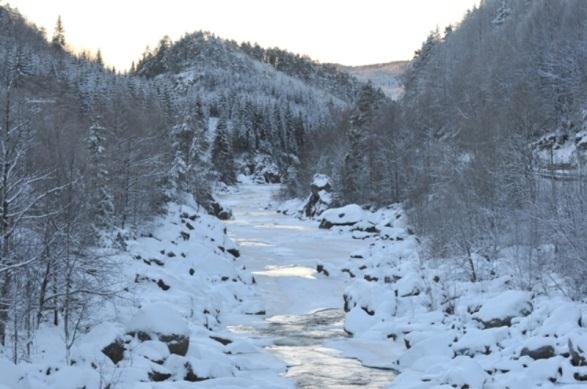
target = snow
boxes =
[2,182,586,388]
[473,290,533,327]
[0,361,25,389]
[0,197,287,388]
[127,304,189,336]
[270,184,587,388]
[312,174,331,189]
[320,204,364,227]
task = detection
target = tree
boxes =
[0,64,65,348]
[51,16,66,49]
[95,49,103,67]
[211,116,236,185]
[86,119,114,236]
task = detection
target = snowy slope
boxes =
[0,200,290,389]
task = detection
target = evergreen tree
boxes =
[342,127,364,203]
[211,116,236,185]
[169,121,190,195]
[95,49,103,67]
[51,16,66,49]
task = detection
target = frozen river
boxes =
[218,184,394,388]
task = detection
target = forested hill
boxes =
[134,31,363,105]
[131,31,381,185]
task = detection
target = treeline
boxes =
[293,0,587,297]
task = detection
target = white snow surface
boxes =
[312,174,331,189]
[320,204,364,226]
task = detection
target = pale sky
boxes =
[3,0,478,70]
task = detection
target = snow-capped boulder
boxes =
[396,273,423,297]
[473,290,533,328]
[453,327,509,357]
[439,356,487,388]
[520,343,556,360]
[344,306,378,335]
[540,303,582,337]
[302,174,333,217]
[47,366,101,389]
[569,332,587,367]
[127,304,190,356]
[319,204,364,229]
[398,332,454,369]
[351,220,379,234]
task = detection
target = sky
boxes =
[3,0,478,70]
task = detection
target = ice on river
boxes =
[218,184,395,387]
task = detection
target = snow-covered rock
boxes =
[127,304,189,336]
[240,154,282,184]
[319,204,364,229]
[473,290,533,328]
[302,174,333,217]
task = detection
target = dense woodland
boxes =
[0,0,586,368]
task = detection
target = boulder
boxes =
[263,171,281,183]
[101,338,125,364]
[521,345,555,360]
[200,193,233,220]
[127,304,190,356]
[319,204,364,229]
[159,334,189,356]
[473,290,533,328]
[148,370,172,382]
[303,174,332,217]
[227,248,240,258]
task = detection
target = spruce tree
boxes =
[211,116,236,185]
[51,16,66,49]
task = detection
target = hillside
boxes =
[132,32,377,178]
[336,61,408,100]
